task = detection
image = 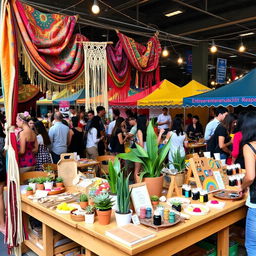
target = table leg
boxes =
[86,249,97,256]
[217,226,229,256]
[42,223,54,256]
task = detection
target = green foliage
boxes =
[150,195,159,202]
[118,120,171,180]
[26,186,33,191]
[172,201,181,207]
[28,178,36,184]
[36,177,47,184]
[45,177,52,182]
[170,148,186,173]
[80,194,88,202]
[55,177,63,183]
[116,172,132,214]
[94,193,114,210]
[106,158,120,194]
[85,205,95,214]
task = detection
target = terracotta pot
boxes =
[36,184,45,190]
[70,209,85,222]
[136,175,164,197]
[26,190,33,196]
[175,172,185,187]
[152,201,159,207]
[96,209,112,225]
[80,201,88,209]
[56,182,64,188]
[89,198,95,206]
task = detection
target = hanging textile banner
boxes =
[216,58,227,84]
[0,0,23,255]
[117,32,161,88]
[83,42,108,113]
[12,0,88,87]
[107,41,131,100]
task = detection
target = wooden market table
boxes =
[77,159,100,169]
[21,192,247,256]
[187,142,207,153]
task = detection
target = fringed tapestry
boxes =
[12,0,88,90]
[107,41,131,100]
[117,32,161,88]
[83,42,108,112]
[0,1,23,255]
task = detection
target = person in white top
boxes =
[204,106,228,142]
[86,117,104,159]
[107,109,120,136]
[157,107,172,130]
[159,117,188,170]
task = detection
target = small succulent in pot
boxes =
[150,195,159,206]
[55,177,64,187]
[85,205,95,215]
[79,194,88,209]
[28,178,36,184]
[44,177,53,190]
[36,177,47,190]
[85,205,95,224]
[26,186,34,196]
[172,201,182,212]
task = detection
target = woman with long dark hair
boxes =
[161,117,188,169]
[110,117,125,154]
[34,121,52,171]
[186,115,203,139]
[239,111,256,256]
[86,116,104,159]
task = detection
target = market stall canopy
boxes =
[109,81,161,108]
[137,79,181,108]
[53,88,85,105]
[36,88,69,105]
[183,69,256,107]
[180,80,211,98]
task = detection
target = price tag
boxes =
[132,214,140,225]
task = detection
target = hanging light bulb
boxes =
[238,42,246,52]
[92,0,100,14]
[210,80,215,86]
[177,56,183,64]
[162,46,169,57]
[71,88,75,93]
[210,40,217,53]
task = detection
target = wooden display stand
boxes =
[57,153,78,187]
[185,156,224,192]
[166,175,181,198]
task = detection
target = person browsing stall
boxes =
[157,107,172,131]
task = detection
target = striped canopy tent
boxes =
[137,79,181,108]
[53,88,85,105]
[109,81,162,108]
[36,88,69,105]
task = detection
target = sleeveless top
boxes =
[246,143,256,208]
[17,140,36,168]
[69,128,84,156]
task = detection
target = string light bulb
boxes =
[210,40,217,53]
[177,56,183,64]
[92,0,100,14]
[238,42,246,52]
[211,81,215,86]
[71,88,75,93]
[162,46,169,57]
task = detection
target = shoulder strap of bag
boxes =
[247,143,256,155]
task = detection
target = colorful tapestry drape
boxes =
[107,41,131,100]
[0,0,22,255]
[117,32,161,88]
[12,0,88,88]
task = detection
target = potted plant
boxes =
[106,158,120,211]
[150,195,159,206]
[44,177,53,190]
[118,120,171,196]
[94,193,114,225]
[170,148,186,187]
[115,172,132,227]
[172,201,182,212]
[55,177,64,188]
[28,178,37,192]
[26,186,34,196]
[79,194,88,209]
[85,205,95,224]
[36,177,47,190]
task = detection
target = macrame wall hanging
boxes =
[82,42,108,112]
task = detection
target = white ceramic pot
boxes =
[115,210,132,227]
[44,182,53,190]
[28,183,36,192]
[85,213,95,224]
[110,194,119,212]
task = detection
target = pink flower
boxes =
[23,111,30,117]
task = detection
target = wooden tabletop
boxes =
[77,159,100,168]
[187,142,207,149]
[21,190,246,256]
